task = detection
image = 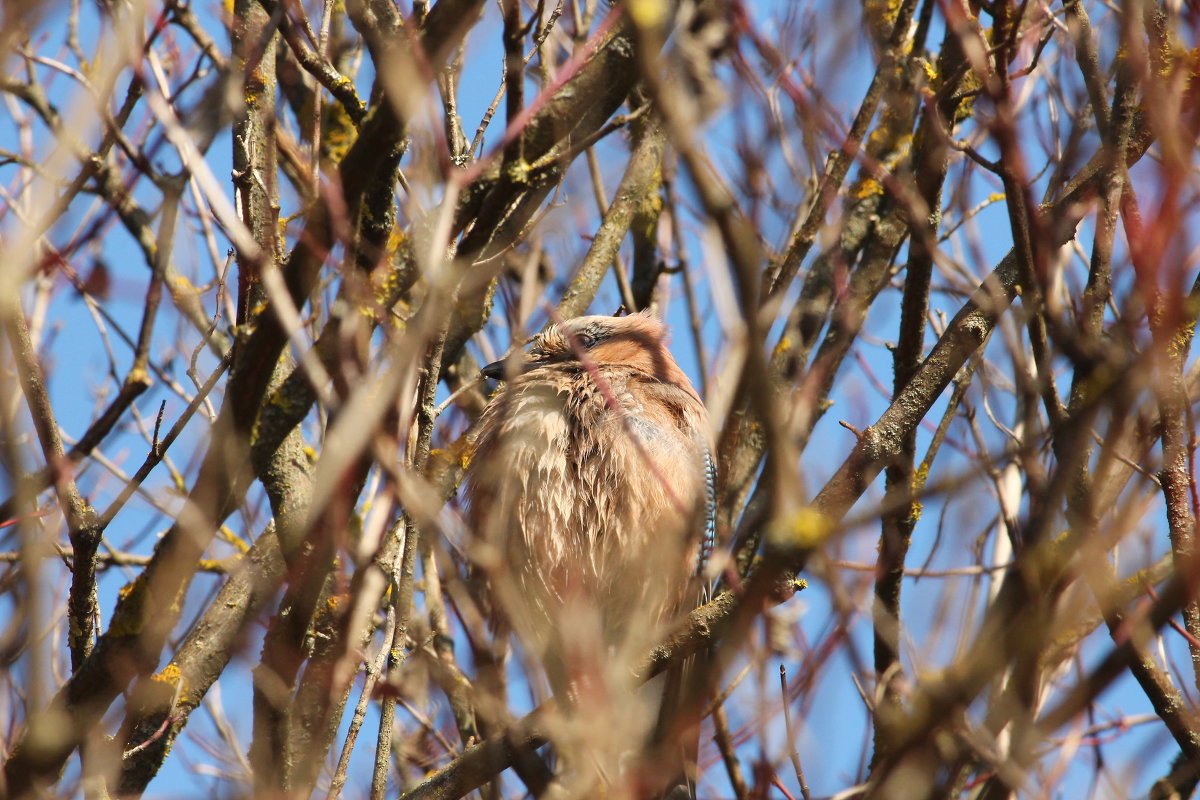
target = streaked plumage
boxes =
[466,312,712,661]
[465,311,712,798]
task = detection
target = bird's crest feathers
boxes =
[519,312,696,400]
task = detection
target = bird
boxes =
[464,310,714,799]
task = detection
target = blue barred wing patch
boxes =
[697,449,717,597]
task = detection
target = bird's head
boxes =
[481,311,696,396]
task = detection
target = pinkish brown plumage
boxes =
[466,311,711,663]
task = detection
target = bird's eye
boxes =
[577,332,596,348]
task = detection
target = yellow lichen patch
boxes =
[153,663,183,686]
[884,135,914,167]
[458,438,477,470]
[867,116,914,166]
[863,0,903,29]
[921,58,939,86]
[279,211,302,240]
[908,463,928,522]
[171,274,198,293]
[374,258,412,310]
[854,177,885,199]
[321,101,357,164]
[639,188,664,217]
[502,158,532,185]
[125,365,152,390]
[912,462,930,494]
[110,574,150,638]
[952,73,982,125]
[118,576,141,602]
[867,125,889,148]
[1164,45,1200,77]
[1172,320,1197,360]
[627,0,668,28]
[386,227,408,258]
[770,506,834,551]
[635,198,663,241]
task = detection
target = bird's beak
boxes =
[480,359,507,380]
[481,353,532,380]
[482,350,541,380]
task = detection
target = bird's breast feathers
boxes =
[467,352,710,637]
[474,364,708,540]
